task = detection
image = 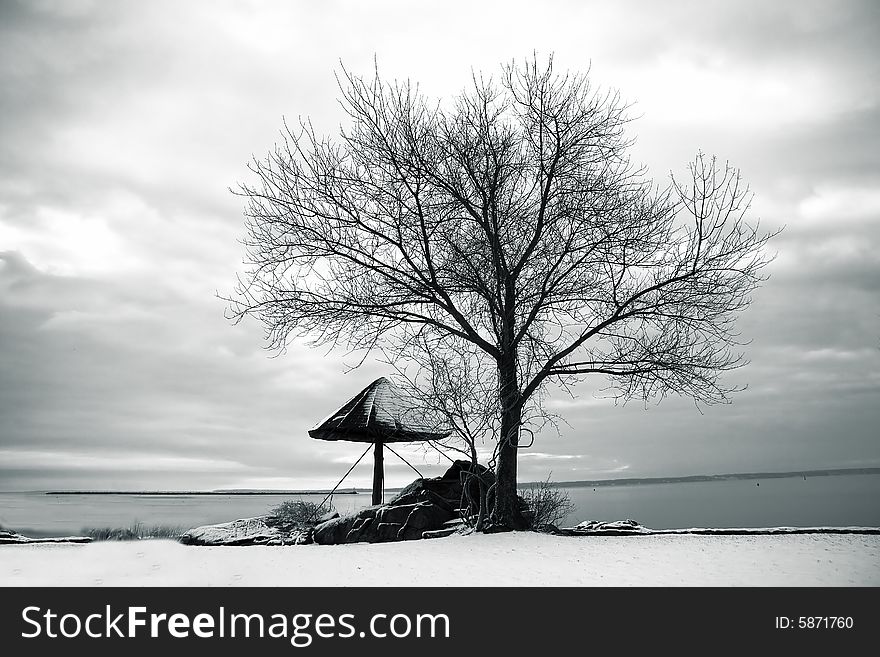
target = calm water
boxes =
[0,492,371,537]
[2,473,878,536]
[556,473,880,529]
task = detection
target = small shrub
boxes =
[266,499,334,531]
[519,477,575,531]
[84,523,183,541]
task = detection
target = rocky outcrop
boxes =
[180,460,498,546]
[179,516,310,546]
[311,499,456,544]
[389,460,492,514]
[313,460,490,545]
[0,528,91,545]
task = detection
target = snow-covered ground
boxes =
[2,532,878,586]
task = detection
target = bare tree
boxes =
[387,333,561,531]
[229,55,777,529]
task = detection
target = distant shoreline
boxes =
[35,466,880,495]
[42,489,361,496]
[530,467,880,489]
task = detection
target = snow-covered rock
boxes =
[179,516,310,546]
[565,519,648,534]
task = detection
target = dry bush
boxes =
[520,478,575,530]
[266,499,334,531]
[84,523,183,541]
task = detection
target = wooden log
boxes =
[372,440,384,505]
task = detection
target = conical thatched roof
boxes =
[308,377,451,444]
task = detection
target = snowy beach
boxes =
[2,532,878,587]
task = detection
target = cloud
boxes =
[0,249,399,489]
[1,0,878,491]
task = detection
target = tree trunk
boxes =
[491,355,526,529]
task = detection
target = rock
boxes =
[377,504,418,525]
[315,494,461,545]
[345,516,375,543]
[313,504,387,544]
[565,519,647,535]
[356,505,383,520]
[332,501,455,544]
[402,503,455,530]
[398,524,425,541]
[317,511,340,523]
[180,516,310,546]
[180,517,268,546]
[389,460,494,516]
[389,480,457,512]
[422,527,462,539]
[377,502,453,527]
[313,515,357,545]
[376,522,403,542]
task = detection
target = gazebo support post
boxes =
[372,440,384,505]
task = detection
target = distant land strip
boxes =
[528,466,880,489]
[44,489,361,496]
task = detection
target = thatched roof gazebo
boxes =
[309,377,451,504]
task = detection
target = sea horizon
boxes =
[11,465,879,495]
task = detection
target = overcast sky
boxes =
[1,0,878,491]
